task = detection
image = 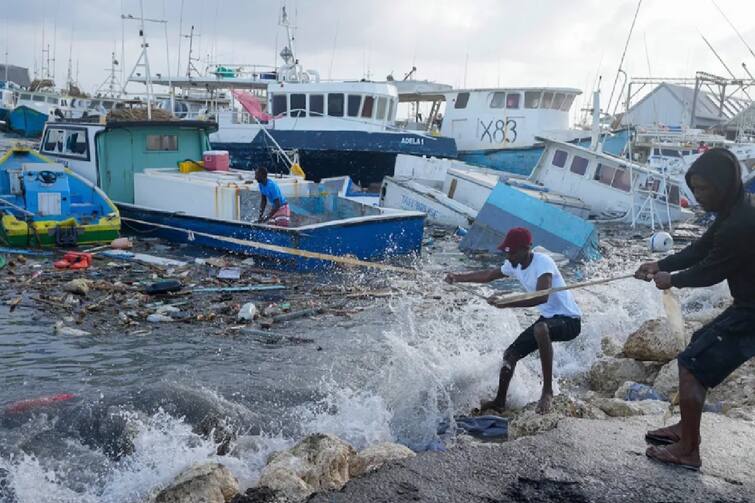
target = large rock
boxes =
[349,442,415,478]
[508,395,606,439]
[154,462,238,503]
[709,360,755,408]
[258,434,356,502]
[622,318,687,362]
[591,398,669,417]
[588,357,662,395]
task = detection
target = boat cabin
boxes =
[530,137,690,227]
[222,81,400,133]
[432,87,581,151]
[39,120,217,203]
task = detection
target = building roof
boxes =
[626,82,751,125]
[0,64,31,88]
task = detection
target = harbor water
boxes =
[0,131,729,502]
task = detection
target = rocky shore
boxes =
[148,304,755,503]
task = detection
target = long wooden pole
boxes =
[490,273,635,305]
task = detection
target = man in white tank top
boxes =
[446,227,582,414]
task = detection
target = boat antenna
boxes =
[176,0,185,75]
[328,18,338,80]
[605,0,642,119]
[700,34,753,100]
[711,0,755,61]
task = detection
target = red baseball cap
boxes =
[498,227,532,253]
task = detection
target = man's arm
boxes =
[664,225,742,289]
[445,268,504,284]
[258,196,268,222]
[657,223,717,273]
[490,273,552,308]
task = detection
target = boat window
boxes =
[561,94,575,111]
[327,93,344,117]
[376,96,387,120]
[660,148,681,157]
[271,94,288,116]
[42,128,66,153]
[506,92,521,109]
[46,97,59,104]
[652,148,660,156]
[552,149,568,168]
[388,98,397,121]
[570,155,589,175]
[668,184,681,205]
[361,96,375,118]
[611,166,632,192]
[290,93,306,117]
[594,163,616,185]
[146,134,178,151]
[20,93,31,100]
[525,91,541,109]
[490,92,506,108]
[454,92,470,109]
[309,94,324,117]
[32,95,46,102]
[64,129,88,157]
[347,94,362,117]
[552,93,565,110]
[89,100,100,109]
[541,92,554,109]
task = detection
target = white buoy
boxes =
[649,232,673,252]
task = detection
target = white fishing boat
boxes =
[399,86,630,176]
[530,136,692,228]
[380,154,590,228]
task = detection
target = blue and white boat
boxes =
[39,119,425,271]
[409,87,629,176]
[140,6,457,188]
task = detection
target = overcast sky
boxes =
[3,0,755,116]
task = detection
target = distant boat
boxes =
[0,146,120,247]
[39,120,426,270]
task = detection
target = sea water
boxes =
[0,131,733,502]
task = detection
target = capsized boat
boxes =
[0,146,120,247]
[39,120,425,271]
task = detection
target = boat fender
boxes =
[649,232,673,253]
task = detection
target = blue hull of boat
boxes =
[9,106,48,138]
[117,203,425,271]
[212,129,457,186]
[458,129,631,177]
[460,182,600,261]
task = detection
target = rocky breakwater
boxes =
[150,435,416,503]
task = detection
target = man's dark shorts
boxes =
[678,305,755,388]
[507,315,581,359]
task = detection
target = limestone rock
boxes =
[622,318,687,362]
[653,360,679,400]
[709,360,755,408]
[349,442,415,478]
[508,395,606,439]
[154,462,238,503]
[600,336,622,357]
[258,434,356,501]
[591,398,669,417]
[63,278,90,296]
[588,357,662,395]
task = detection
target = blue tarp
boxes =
[460,182,600,261]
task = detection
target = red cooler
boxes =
[203,150,230,171]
